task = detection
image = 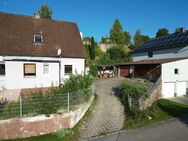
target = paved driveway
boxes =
[89,116,188,141]
[79,77,125,140]
[169,96,188,105]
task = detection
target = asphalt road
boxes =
[88,116,188,141]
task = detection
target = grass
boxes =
[2,95,98,141]
[124,99,188,129]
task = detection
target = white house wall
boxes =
[61,58,85,83]
[0,56,85,91]
[161,59,188,98]
[4,61,59,90]
[132,45,188,61]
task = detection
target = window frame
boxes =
[148,51,153,58]
[34,34,43,44]
[24,63,36,77]
[0,63,5,76]
[64,65,72,75]
[43,64,49,75]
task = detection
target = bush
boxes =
[121,81,146,98]
[89,64,98,77]
[120,80,146,117]
[57,75,93,94]
[1,101,20,118]
[21,75,93,116]
[23,92,61,116]
[0,75,94,119]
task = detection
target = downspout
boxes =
[59,55,61,87]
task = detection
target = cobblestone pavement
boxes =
[79,77,125,140]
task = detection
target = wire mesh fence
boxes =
[0,84,96,120]
[127,76,162,109]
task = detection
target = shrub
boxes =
[120,80,146,116]
[89,64,98,77]
[2,101,20,118]
[23,92,61,116]
[21,75,93,116]
[121,81,146,98]
[57,75,93,94]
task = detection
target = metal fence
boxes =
[128,76,162,109]
[0,84,96,120]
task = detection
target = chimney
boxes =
[176,27,185,33]
[34,12,40,19]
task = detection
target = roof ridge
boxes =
[0,11,76,25]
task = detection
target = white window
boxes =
[44,64,49,75]
[34,35,43,43]
[24,64,36,77]
[65,65,72,75]
[0,64,5,76]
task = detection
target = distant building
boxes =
[99,43,113,52]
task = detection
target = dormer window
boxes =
[34,35,43,44]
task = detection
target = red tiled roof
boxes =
[0,12,85,58]
[118,57,188,65]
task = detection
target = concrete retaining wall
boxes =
[140,83,162,111]
[0,96,94,140]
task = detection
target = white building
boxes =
[119,28,188,98]
[0,12,85,100]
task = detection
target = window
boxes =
[148,52,153,58]
[65,65,72,75]
[43,64,49,75]
[34,35,43,43]
[0,64,5,75]
[24,64,36,76]
[174,68,179,75]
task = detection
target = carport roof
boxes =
[118,57,188,65]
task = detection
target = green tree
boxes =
[156,28,169,37]
[101,36,109,44]
[90,37,95,60]
[134,29,143,47]
[134,29,150,47]
[39,4,52,19]
[109,19,125,45]
[124,31,131,46]
[85,45,91,66]
[142,35,150,43]
[95,45,105,60]
[106,46,126,62]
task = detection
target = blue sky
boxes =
[0,0,188,42]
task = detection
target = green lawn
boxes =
[124,99,188,129]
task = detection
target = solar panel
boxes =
[134,31,188,52]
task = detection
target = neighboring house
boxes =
[0,12,85,100]
[118,28,188,98]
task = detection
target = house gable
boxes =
[0,12,85,58]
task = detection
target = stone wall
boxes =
[0,96,94,140]
[140,83,162,111]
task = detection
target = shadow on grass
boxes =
[156,100,188,126]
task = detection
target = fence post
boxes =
[20,94,22,117]
[67,93,70,112]
[128,95,132,110]
[92,84,94,95]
